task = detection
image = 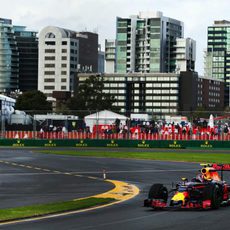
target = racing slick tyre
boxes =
[148,183,168,202]
[204,184,222,209]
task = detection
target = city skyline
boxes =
[1,0,230,74]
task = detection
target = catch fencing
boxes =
[3,130,230,141]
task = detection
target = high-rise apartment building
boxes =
[204,20,230,107]
[114,11,186,74]
[174,38,196,72]
[105,39,116,73]
[0,18,19,93]
[0,18,38,94]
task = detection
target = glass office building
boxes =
[0,18,19,93]
[0,18,38,94]
[14,26,38,91]
[205,20,230,107]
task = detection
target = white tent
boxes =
[84,110,128,132]
[208,114,214,128]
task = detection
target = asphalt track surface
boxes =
[0,147,230,230]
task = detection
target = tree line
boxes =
[15,75,116,117]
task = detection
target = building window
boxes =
[170,96,178,100]
[62,49,67,53]
[44,86,55,90]
[153,96,161,100]
[61,86,66,90]
[170,83,178,87]
[45,41,55,45]
[146,83,153,87]
[61,63,67,68]
[44,71,55,75]
[45,64,55,68]
[61,78,67,82]
[62,41,67,45]
[170,89,178,94]
[61,71,67,75]
[62,56,67,60]
[162,96,169,100]
[45,49,55,53]
[44,78,55,82]
[45,56,55,60]
[45,33,55,38]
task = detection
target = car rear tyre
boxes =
[148,183,168,202]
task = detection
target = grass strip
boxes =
[0,197,114,222]
[40,150,230,164]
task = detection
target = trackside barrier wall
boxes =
[0,139,229,149]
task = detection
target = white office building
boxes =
[38,26,79,103]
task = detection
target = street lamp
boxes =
[1,98,6,138]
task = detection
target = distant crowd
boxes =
[5,116,230,140]
[95,118,230,138]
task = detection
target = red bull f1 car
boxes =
[144,164,230,210]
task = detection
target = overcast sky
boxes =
[1,0,230,74]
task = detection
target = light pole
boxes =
[1,98,6,139]
[1,109,3,139]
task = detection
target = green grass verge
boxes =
[0,197,114,222]
[40,150,230,164]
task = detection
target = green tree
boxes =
[67,75,117,117]
[15,90,52,114]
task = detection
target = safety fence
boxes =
[2,131,230,141]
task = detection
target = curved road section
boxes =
[0,179,139,227]
[0,148,139,226]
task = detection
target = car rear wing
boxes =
[200,163,230,171]
[212,164,230,171]
[200,163,230,180]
